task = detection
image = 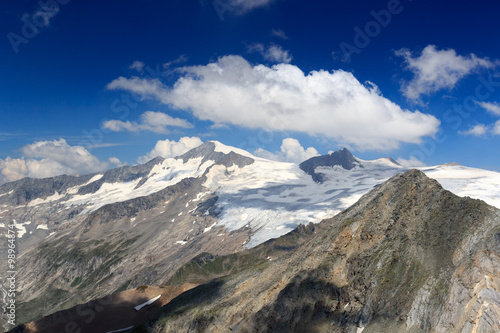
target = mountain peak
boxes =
[178,141,254,168]
[299,148,359,182]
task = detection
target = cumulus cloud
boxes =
[248,43,292,63]
[476,101,500,116]
[396,156,427,168]
[0,158,28,184]
[102,111,193,133]
[459,124,489,136]
[0,139,122,184]
[108,55,440,151]
[138,136,203,163]
[254,138,319,163]
[396,45,496,101]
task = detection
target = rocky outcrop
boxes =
[178,141,254,168]
[299,148,361,182]
[136,170,500,333]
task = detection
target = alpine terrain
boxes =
[0,141,499,332]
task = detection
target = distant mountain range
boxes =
[1,141,500,332]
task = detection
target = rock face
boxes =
[137,170,500,333]
[177,141,254,168]
[299,148,361,182]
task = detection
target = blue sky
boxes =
[1,0,500,183]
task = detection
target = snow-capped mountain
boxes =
[1,140,500,328]
[1,140,500,249]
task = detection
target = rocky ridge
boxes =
[135,170,500,333]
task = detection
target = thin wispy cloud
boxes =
[476,101,500,116]
[271,28,289,40]
[163,55,188,69]
[228,0,275,14]
[102,111,193,134]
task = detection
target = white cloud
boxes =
[396,156,427,168]
[459,124,489,136]
[396,45,496,101]
[254,138,319,163]
[107,76,167,101]
[0,139,122,184]
[163,55,188,69]
[493,120,500,135]
[248,43,292,63]
[0,157,28,184]
[108,157,126,167]
[138,136,203,163]
[227,0,274,14]
[107,55,440,151]
[476,101,500,116]
[271,28,289,40]
[130,61,145,72]
[102,111,193,133]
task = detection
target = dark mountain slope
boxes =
[136,170,500,333]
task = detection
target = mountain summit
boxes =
[299,148,360,182]
[177,141,254,168]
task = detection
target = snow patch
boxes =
[36,224,49,230]
[134,295,161,311]
[193,191,211,202]
[62,157,214,214]
[203,222,217,233]
[13,220,32,238]
[28,191,65,207]
[0,190,13,198]
[211,141,256,158]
